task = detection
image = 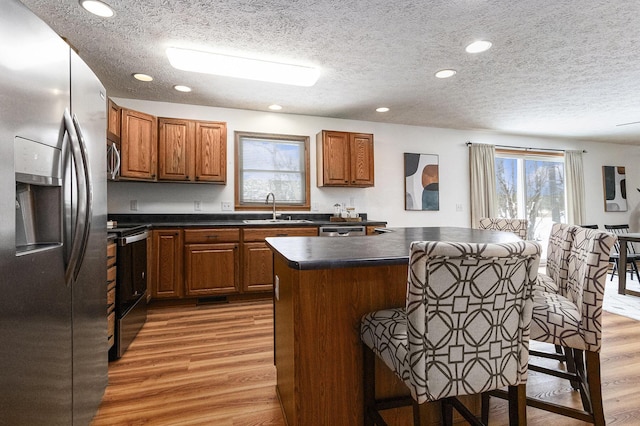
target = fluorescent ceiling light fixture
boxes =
[133,73,153,82]
[166,47,319,87]
[376,107,389,112]
[268,104,283,111]
[465,40,492,53]
[173,85,192,92]
[79,0,114,17]
[435,69,457,79]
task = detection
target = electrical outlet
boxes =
[456,203,463,212]
[221,201,233,211]
[312,202,320,212]
[130,200,138,211]
[194,200,202,211]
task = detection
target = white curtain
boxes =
[565,150,585,225]
[469,143,497,228]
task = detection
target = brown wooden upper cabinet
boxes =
[316,130,374,187]
[107,99,121,142]
[158,117,227,183]
[120,108,158,180]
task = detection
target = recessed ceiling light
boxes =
[435,69,457,79]
[465,40,492,53]
[268,104,283,111]
[173,85,192,92]
[166,47,320,87]
[376,107,390,113]
[133,73,153,82]
[79,0,114,17]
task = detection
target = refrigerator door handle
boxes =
[62,109,91,285]
[71,113,93,280]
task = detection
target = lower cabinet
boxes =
[107,241,117,349]
[149,226,317,300]
[184,243,240,296]
[242,227,318,292]
[151,229,184,299]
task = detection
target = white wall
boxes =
[108,97,640,228]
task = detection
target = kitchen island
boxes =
[266,227,521,425]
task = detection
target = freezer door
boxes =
[0,1,73,425]
[70,50,108,426]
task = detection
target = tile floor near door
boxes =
[92,293,640,425]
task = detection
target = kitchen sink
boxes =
[242,219,313,224]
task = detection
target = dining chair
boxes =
[603,224,640,282]
[527,227,615,425]
[360,240,541,426]
[478,217,528,239]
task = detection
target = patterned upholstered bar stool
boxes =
[478,217,528,239]
[535,222,575,294]
[360,240,541,426]
[488,227,616,425]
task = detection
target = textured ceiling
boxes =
[19,0,640,144]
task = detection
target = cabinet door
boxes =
[121,108,157,180]
[158,118,193,181]
[151,229,183,299]
[242,242,274,292]
[107,99,120,140]
[184,243,239,296]
[319,131,350,186]
[194,121,226,183]
[349,133,374,186]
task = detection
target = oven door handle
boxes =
[119,231,149,246]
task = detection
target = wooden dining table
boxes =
[266,226,522,426]
[616,233,640,297]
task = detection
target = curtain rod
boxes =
[465,142,587,154]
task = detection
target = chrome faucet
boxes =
[265,192,277,220]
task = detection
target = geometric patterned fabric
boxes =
[530,226,616,352]
[360,240,541,404]
[478,217,528,239]
[534,223,576,294]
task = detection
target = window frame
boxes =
[234,131,311,211]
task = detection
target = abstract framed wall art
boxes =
[602,165,627,212]
[404,153,439,211]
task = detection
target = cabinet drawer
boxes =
[243,227,318,242]
[107,242,117,266]
[107,265,117,285]
[107,311,115,344]
[184,228,240,243]
[107,286,116,309]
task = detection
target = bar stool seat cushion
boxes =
[534,273,559,293]
[530,291,584,350]
[360,307,410,382]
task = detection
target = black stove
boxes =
[107,223,149,360]
[107,224,149,237]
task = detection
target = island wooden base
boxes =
[273,254,479,425]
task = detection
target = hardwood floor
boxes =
[92,300,640,425]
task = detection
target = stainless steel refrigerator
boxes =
[0,1,108,424]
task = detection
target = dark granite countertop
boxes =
[265,226,522,270]
[107,213,386,229]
